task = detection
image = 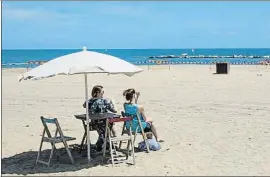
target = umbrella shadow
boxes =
[1,146,108,175]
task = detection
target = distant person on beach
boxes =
[83,85,118,151]
[123,88,164,142]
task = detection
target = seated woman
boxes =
[123,88,163,142]
[83,85,117,151]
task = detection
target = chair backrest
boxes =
[123,104,147,132]
[123,103,138,115]
[40,116,65,138]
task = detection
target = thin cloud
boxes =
[3,6,40,21]
[96,4,149,18]
[2,5,79,22]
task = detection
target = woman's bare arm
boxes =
[139,105,153,122]
[139,106,147,121]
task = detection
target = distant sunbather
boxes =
[123,88,163,142]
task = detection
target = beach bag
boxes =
[138,139,161,151]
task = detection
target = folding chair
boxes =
[119,111,150,153]
[36,116,76,167]
[102,117,135,166]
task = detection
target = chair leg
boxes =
[138,126,150,153]
[54,147,61,159]
[142,132,150,153]
[118,123,126,149]
[62,140,74,164]
[126,140,131,160]
[36,139,44,166]
[108,135,115,167]
[36,129,45,166]
[102,120,109,163]
[130,138,136,165]
[129,126,135,165]
[133,132,137,145]
[47,141,56,167]
[80,132,86,153]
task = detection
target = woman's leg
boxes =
[149,123,159,141]
[150,123,164,142]
[139,106,164,142]
[95,131,105,151]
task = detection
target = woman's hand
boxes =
[134,92,140,104]
[135,92,140,103]
[136,92,140,98]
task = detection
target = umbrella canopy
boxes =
[19,47,143,81]
[19,47,143,162]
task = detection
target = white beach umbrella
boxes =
[19,47,143,162]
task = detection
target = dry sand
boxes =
[2,65,270,176]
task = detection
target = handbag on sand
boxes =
[138,138,161,151]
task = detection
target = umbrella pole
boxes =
[84,74,91,162]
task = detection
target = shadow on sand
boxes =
[2,145,144,175]
[1,146,108,175]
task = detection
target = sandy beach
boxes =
[2,65,270,176]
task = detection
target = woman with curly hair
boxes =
[83,85,117,151]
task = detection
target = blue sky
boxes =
[2,1,270,49]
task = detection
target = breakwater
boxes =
[148,54,270,59]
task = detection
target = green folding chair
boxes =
[36,116,76,167]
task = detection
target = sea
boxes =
[2,48,270,68]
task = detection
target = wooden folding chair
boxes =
[119,111,150,153]
[102,117,135,166]
[36,116,76,167]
